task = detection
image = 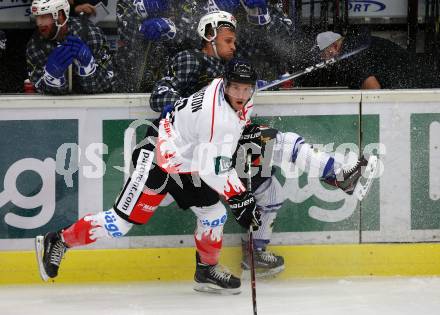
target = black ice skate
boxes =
[194,252,241,295]
[323,155,378,201]
[241,240,285,278]
[35,232,67,281]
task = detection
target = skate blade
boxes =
[193,282,241,295]
[354,155,378,201]
[35,236,49,282]
[241,265,285,279]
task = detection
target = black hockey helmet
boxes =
[224,58,257,85]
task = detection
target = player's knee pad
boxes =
[191,201,227,265]
[273,131,305,164]
[62,208,133,247]
[192,201,227,242]
[296,142,335,178]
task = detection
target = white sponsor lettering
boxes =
[0,158,56,229]
[117,149,154,215]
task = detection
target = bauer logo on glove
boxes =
[227,191,262,229]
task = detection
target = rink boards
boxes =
[1,90,440,284]
[2,243,440,284]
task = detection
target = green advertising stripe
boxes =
[411,114,440,229]
[2,243,440,285]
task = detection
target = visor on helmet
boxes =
[225,81,255,100]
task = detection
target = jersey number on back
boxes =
[169,97,189,124]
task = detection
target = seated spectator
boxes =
[115,0,176,92]
[27,0,114,94]
[217,0,299,80]
[148,0,300,87]
[149,10,237,114]
[298,30,414,89]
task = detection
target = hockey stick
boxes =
[68,65,73,92]
[136,41,152,92]
[246,153,258,315]
[68,12,78,93]
[257,44,368,91]
[79,12,89,43]
[69,12,89,93]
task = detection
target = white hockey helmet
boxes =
[197,10,237,42]
[31,0,70,20]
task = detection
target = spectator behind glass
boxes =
[213,0,298,81]
[27,0,114,94]
[149,10,237,114]
[313,31,414,89]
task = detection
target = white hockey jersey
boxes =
[157,78,254,199]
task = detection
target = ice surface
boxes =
[1,277,440,315]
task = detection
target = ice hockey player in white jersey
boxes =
[35,58,261,295]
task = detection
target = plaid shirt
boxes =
[26,17,113,95]
[115,0,181,92]
[170,1,296,80]
[149,49,224,112]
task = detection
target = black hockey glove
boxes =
[228,192,262,229]
[239,123,261,157]
[234,123,262,173]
